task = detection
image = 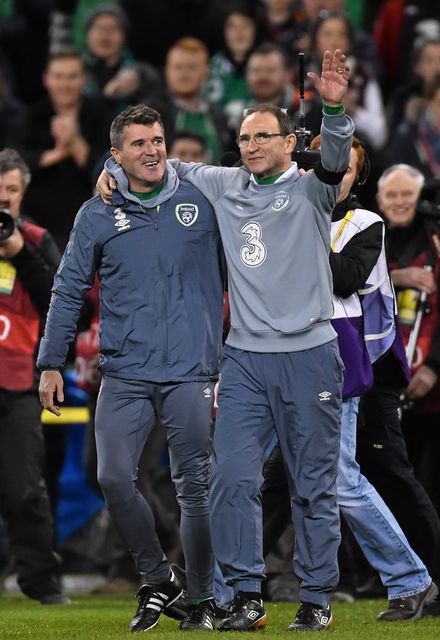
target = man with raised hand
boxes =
[97,49,354,631]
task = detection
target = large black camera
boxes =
[416,177,440,220]
[0,209,15,241]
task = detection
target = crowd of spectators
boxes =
[1,0,440,604]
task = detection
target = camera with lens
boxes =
[416,177,440,222]
[0,209,15,241]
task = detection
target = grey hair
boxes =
[0,147,31,189]
[377,164,425,192]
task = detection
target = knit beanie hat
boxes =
[84,3,129,33]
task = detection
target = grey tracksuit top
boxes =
[171,111,355,353]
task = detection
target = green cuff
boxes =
[322,104,345,116]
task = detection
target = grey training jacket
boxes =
[170,111,355,353]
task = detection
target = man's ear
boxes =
[286,133,297,154]
[110,147,122,164]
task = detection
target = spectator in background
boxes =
[150,37,234,165]
[0,147,67,605]
[281,1,382,77]
[257,0,305,63]
[387,75,440,179]
[373,0,439,93]
[118,0,240,69]
[82,3,165,119]
[205,6,264,131]
[15,51,111,250]
[388,38,440,132]
[169,131,209,163]
[245,42,323,138]
[308,13,387,152]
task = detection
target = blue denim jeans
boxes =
[337,397,431,599]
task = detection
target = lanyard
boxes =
[331,210,354,252]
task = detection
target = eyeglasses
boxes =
[236,132,289,148]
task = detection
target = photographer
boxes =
[378,164,440,512]
[0,148,66,604]
[356,164,440,612]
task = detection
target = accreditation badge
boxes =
[0,260,17,295]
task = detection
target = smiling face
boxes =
[376,169,422,227]
[239,111,296,178]
[111,122,167,192]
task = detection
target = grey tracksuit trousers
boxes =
[210,342,344,607]
[94,375,215,600]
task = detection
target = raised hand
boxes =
[307,49,350,106]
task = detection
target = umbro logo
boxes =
[247,610,259,620]
[114,207,130,231]
[318,391,332,401]
[203,387,212,398]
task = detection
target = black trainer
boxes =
[288,602,333,631]
[164,592,191,621]
[179,598,216,631]
[128,571,184,632]
[377,581,439,621]
[218,592,267,632]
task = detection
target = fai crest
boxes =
[175,203,199,227]
[272,191,290,211]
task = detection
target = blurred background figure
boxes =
[205,5,265,131]
[373,0,440,95]
[387,37,440,132]
[387,75,440,179]
[307,13,386,153]
[82,3,165,120]
[151,37,234,164]
[14,50,111,251]
[0,147,67,605]
[168,130,209,163]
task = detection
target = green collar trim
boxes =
[254,171,285,185]
[130,182,163,200]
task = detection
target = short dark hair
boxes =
[110,104,164,148]
[248,42,290,69]
[169,130,207,150]
[0,148,31,189]
[241,103,294,135]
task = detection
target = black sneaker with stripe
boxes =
[288,602,333,631]
[218,592,267,631]
[179,598,216,631]
[128,570,184,632]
